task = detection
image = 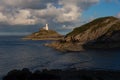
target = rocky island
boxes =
[46,16,120,51]
[24,24,63,40]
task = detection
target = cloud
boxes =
[61,25,75,30]
[9,9,36,25]
[117,13,120,18]
[0,0,99,28]
[0,9,37,25]
[0,0,43,9]
[0,12,7,22]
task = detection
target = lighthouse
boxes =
[45,24,48,30]
[42,24,49,30]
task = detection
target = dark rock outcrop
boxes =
[3,68,120,80]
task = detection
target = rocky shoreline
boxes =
[3,68,120,80]
[45,41,85,52]
[23,36,63,41]
[45,16,120,51]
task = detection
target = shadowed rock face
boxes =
[83,30,120,49]
[24,29,63,40]
[47,16,120,51]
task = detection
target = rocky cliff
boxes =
[65,16,120,42]
[24,29,63,40]
[46,16,120,51]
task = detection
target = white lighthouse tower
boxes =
[45,24,48,30]
[42,24,49,30]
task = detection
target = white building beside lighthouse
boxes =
[43,24,49,30]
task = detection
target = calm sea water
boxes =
[0,36,120,79]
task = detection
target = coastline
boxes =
[22,37,63,41]
[3,68,120,80]
[45,41,85,52]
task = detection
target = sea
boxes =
[0,36,120,79]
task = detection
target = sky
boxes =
[0,0,120,35]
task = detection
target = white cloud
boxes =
[61,25,75,30]
[0,0,99,26]
[117,13,120,18]
[0,0,41,9]
[55,5,81,23]
[9,9,36,25]
[0,9,37,25]
[0,12,7,22]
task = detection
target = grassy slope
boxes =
[32,29,61,37]
[66,16,118,37]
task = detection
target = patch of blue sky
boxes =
[82,0,120,21]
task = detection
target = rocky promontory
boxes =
[24,29,63,40]
[46,16,120,51]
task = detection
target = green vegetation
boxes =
[66,16,118,37]
[108,22,120,32]
[24,28,63,40]
[33,29,60,36]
